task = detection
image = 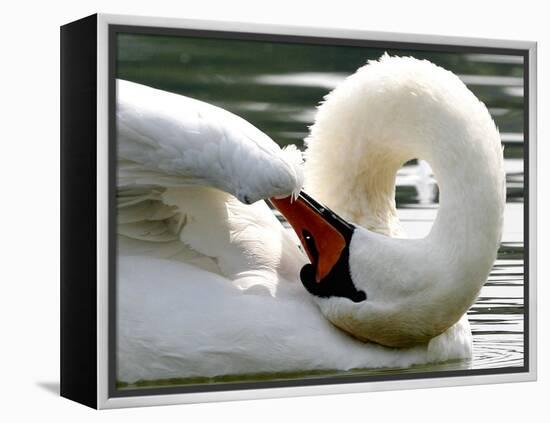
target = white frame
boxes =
[96,13,537,409]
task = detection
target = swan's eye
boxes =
[271,191,365,303]
[302,230,319,264]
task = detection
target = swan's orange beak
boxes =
[270,192,354,283]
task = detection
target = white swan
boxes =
[116,54,504,384]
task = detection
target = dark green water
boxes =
[116,33,525,388]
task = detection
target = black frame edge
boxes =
[60,13,98,409]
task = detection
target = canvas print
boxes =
[113,31,525,392]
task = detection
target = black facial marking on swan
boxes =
[299,229,367,303]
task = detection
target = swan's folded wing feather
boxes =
[117,197,176,224]
[116,185,225,276]
[117,186,179,244]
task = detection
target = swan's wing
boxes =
[116,80,306,285]
[116,186,224,275]
[117,79,303,204]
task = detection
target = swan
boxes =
[116,54,504,384]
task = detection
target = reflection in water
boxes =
[117,34,525,383]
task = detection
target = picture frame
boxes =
[60,13,537,409]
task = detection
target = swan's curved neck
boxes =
[304,60,505,287]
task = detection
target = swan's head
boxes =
[271,191,452,347]
[271,193,367,303]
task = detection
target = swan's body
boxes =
[116,55,504,383]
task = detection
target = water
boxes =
[117,33,525,385]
